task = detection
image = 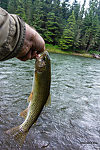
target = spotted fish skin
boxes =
[20,50,51,131]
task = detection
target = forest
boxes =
[0,0,100,53]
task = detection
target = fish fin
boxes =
[45,94,51,106]
[6,126,28,147]
[20,108,28,119]
[28,92,33,102]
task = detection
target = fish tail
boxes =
[6,126,28,147]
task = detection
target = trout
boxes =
[6,51,51,145]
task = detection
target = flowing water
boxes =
[0,53,100,150]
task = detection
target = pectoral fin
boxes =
[20,108,28,119]
[27,92,33,102]
[45,94,51,106]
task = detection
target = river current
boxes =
[0,53,100,150]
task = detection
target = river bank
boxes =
[46,44,95,59]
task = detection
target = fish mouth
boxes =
[36,51,49,60]
[35,52,47,72]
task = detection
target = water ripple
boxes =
[0,54,100,149]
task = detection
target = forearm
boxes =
[0,7,26,61]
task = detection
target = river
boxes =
[0,53,100,150]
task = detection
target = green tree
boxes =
[32,0,47,35]
[74,0,86,50]
[8,0,17,13]
[24,0,33,24]
[97,0,100,21]
[44,0,64,45]
[0,0,9,10]
[61,0,70,21]
[8,0,32,23]
[15,0,27,22]
[44,12,62,44]
[71,0,80,20]
[59,11,76,50]
[80,0,99,51]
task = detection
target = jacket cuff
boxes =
[1,16,26,61]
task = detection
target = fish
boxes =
[6,51,51,146]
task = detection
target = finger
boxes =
[31,51,38,59]
[17,50,32,61]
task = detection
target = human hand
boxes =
[17,23,45,61]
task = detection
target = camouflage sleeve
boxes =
[0,7,26,61]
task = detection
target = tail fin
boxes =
[6,126,28,147]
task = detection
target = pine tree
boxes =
[71,0,80,20]
[0,0,9,10]
[8,0,17,13]
[50,0,65,44]
[44,12,62,44]
[44,0,64,45]
[74,0,86,50]
[81,0,99,51]
[15,0,27,22]
[59,11,76,50]
[32,0,46,35]
[61,0,70,21]
[97,0,100,22]
[24,0,33,25]
[96,0,100,51]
